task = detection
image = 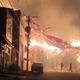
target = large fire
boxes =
[30,39,62,54]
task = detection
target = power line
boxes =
[0,1,3,7]
[8,0,25,28]
[8,0,39,30]
[7,0,13,9]
[1,0,5,7]
[1,0,21,29]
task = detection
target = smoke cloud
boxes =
[2,0,80,42]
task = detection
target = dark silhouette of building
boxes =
[12,10,21,66]
[0,7,14,70]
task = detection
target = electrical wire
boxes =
[1,0,21,28]
[8,0,25,28]
[2,0,5,7]
[0,1,4,7]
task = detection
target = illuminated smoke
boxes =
[2,0,80,42]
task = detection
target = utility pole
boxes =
[25,16,38,72]
[25,16,31,72]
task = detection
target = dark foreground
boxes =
[0,72,80,80]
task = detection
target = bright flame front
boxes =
[30,39,62,54]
